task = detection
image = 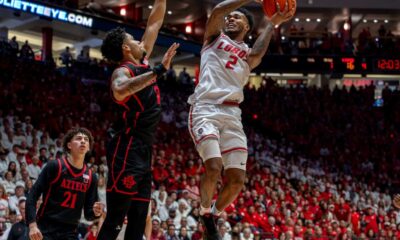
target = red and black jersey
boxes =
[112,61,161,146]
[26,158,98,226]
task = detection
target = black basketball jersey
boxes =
[26,158,98,226]
[111,61,162,145]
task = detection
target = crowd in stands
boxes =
[266,25,400,56]
[1,40,400,240]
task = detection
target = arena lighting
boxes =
[185,24,192,34]
[363,19,367,23]
[384,19,389,23]
[343,74,362,78]
[343,22,350,31]
[366,74,400,79]
[148,5,153,9]
[373,19,378,23]
[0,0,93,27]
[316,18,321,22]
[281,36,285,40]
[306,18,310,22]
[120,7,126,16]
[167,10,172,15]
[294,18,299,22]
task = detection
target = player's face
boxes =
[68,133,90,155]
[123,33,146,60]
[224,11,250,35]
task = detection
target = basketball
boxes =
[263,0,296,18]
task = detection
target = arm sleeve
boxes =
[26,160,59,224]
[84,173,99,221]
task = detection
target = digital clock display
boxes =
[376,59,400,71]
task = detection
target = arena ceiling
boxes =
[0,0,399,66]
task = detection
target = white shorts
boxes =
[188,103,248,170]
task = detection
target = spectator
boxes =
[19,41,34,60]
[6,199,27,240]
[8,37,18,56]
[26,155,41,180]
[178,68,190,85]
[150,217,166,240]
[164,224,179,240]
[60,46,73,67]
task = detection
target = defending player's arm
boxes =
[247,0,295,69]
[112,43,179,101]
[26,161,59,240]
[140,0,167,58]
[204,0,260,43]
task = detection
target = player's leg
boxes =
[214,152,247,212]
[124,171,152,240]
[199,153,224,240]
[96,192,132,240]
[214,107,247,214]
[124,200,149,240]
[199,141,223,210]
[189,104,224,239]
[188,104,222,212]
[144,201,152,240]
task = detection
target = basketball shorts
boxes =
[188,103,248,170]
[106,134,152,200]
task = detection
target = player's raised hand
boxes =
[161,43,180,70]
[29,223,43,240]
[269,0,295,26]
[93,202,104,217]
[393,194,400,209]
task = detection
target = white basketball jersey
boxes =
[188,33,251,105]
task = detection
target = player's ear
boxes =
[243,23,250,34]
[67,142,72,150]
[122,43,130,53]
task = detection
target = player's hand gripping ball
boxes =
[263,0,296,18]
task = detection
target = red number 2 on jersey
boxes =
[225,55,238,70]
[61,191,77,208]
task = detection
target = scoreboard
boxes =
[256,56,400,75]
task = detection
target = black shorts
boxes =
[106,133,152,200]
[38,220,77,240]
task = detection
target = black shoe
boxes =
[200,214,221,240]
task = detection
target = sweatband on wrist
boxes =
[152,64,167,77]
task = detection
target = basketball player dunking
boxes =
[188,0,294,239]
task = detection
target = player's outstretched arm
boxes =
[204,0,256,44]
[247,0,295,70]
[141,0,167,58]
[111,43,180,101]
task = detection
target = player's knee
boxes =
[226,169,246,190]
[204,158,223,180]
[228,176,245,190]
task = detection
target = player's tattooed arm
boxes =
[247,0,295,69]
[247,21,274,70]
[204,0,254,44]
[111,68,156,101]
[111,43,179,101]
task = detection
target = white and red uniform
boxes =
[188,33,251,170]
